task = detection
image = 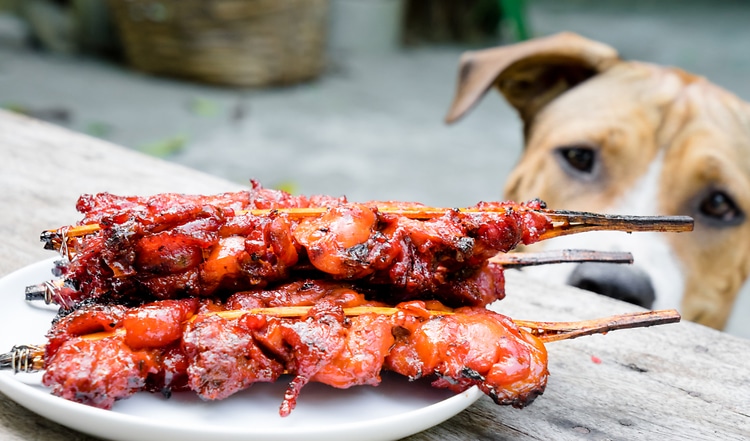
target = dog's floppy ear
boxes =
[444,32,620,126]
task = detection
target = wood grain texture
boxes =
[0,110,244,276]
[0,110,747,440]
[407,271,750,440]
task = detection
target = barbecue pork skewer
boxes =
[38,198,553,309]
[33,185,691,310]
[1,285,680,416]
[42,206,692,249]
[25,249,635,307]
[5,183,687,419]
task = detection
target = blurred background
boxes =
[1,0,749,335]
[1,0,749,205]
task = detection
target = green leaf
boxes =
[85,121,113,138]
[138,134,189,158]
[3,103,30,114]
[188,97,220,117]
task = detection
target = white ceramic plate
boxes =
[0,259,483,441]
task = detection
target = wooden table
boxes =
[0,110,747,440]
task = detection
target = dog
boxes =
[444,32,750,330]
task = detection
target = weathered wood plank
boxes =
[406,272,750,440]
[0,110,244,276]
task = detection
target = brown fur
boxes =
[445,32,750,329]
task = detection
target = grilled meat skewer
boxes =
[2,282,680,416]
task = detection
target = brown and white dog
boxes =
[445,32,750,330]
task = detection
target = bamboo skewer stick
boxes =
[490,250,634,267]
[514,309,682,342]
[24,250,635,306]
[216,306,681,344]
[540,211,693,239]
[0,344,44,373]
[0,308,680,374]
[206,305,452,320]
[24,280,62,304]
[40,206,525,245]
[40,206,694,254]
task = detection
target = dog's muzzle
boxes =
[566,262,656,309]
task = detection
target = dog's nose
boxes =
[566,262,656,309]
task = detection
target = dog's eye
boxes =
[556,146,596,174]
[698,190,744,225]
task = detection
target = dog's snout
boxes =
[567,262,655,309]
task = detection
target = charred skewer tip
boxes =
[25,282,56,304]
[40,229,61,251]
[542,212,694,240]
[0,345,44,373]
[515,309,682,343]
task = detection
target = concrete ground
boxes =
[0,0,748,336]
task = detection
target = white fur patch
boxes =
[521,152,686,310]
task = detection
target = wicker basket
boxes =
[109,0,329,87]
